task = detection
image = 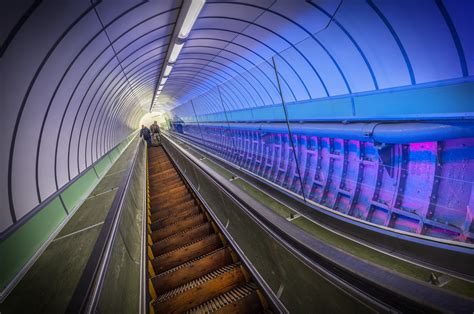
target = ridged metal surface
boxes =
[155,234,218,259]
[155,264,240,303]
[173,124,474,244]
[156,247,229,278]
[186,282,258,314]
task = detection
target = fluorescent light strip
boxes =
[178,0,205,39]
[154,0,205,108]
[163,64,173,76]
[169,42,184,63]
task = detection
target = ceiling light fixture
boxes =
[168,42,184,64]
[163,64,173,76]
[151,0,206,111]
[178,0,206,39]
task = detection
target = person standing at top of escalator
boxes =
[140,125,152,146]
[150,121,160,145]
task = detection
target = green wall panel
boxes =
[94,156,112,177]
[60,169,98,212]
[354,81,474,117]
[191,81,474,122]
[0,198,67,290]
[108,148,119,161]
[287,97,353,119]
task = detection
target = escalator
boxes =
[146,146,269,313]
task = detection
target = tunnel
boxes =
[0,0,473,312]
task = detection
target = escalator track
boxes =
[146,146,269,313]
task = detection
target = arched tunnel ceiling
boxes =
[0,0,472,234]
[158,0,341,108]
[160,0,472,113]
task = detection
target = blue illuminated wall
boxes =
[172,123,474,243]
[169,0,474,244]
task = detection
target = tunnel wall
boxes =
[171,123,474,244]
[168,0,474,245]
[0,0,184,236]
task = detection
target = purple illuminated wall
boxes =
[173,123,474,243]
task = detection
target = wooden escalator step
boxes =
[157,198,196,213]
[152,234,223,274]
[151,222,213,255]
[150,199,197,216]
[152,264,246,313]
[153,180,184,193]
[150,206,199,226]
[151,185,187,200]
[150,204,199,222]
[151,247,234,294]
[157,193,193,209]
[185,282,262,314]
[152,189,188,202]
[151,213,205,237]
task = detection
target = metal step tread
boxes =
[155,247,229,279]
[152,206,199,223]
[156,198,196,212]
[185,282,258,313]
[153,222,209,246]
[155,233,219,259]
[151,200,197,214]
[155,263,242,304]
[150,209,200,231]
[153,212,204,233]
[157,193,193,207]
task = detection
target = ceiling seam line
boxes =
[92,2,145,108]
